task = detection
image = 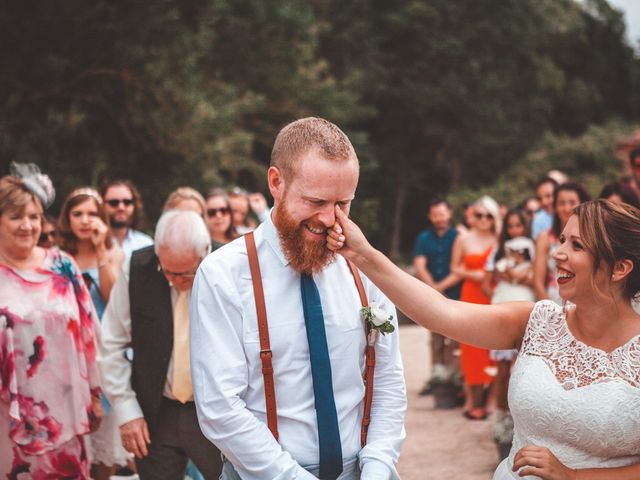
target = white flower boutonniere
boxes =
[360,302,395,345]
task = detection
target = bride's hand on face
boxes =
[512,445,576,480]
[326,206,372,260]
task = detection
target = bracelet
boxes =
[97,260,108,269]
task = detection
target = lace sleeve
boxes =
[519,300,564,357]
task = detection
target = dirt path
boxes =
[396,324,498,479]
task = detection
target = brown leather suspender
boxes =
[345,259,375,448]
[244,232,376,446]
[245,231,279,440]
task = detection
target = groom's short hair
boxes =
[270,117,357,182]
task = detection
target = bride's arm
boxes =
[513,445,640,479]
[328,207,532,351]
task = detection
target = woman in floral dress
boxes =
[0,166,102,478]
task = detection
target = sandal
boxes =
[463,408,487,420]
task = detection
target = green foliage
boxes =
[447,120,638,211]
[1,0,640,255]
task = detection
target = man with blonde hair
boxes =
[191,117,406,479]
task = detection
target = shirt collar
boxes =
[261,211,290,267]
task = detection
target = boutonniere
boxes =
[360,302,395,345]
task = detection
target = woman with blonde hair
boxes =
[439,195,500,420]
[328,199,640,479]
[0,164,102,477]
[163,187,207,217]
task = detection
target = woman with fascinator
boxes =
[328,199,640,479]
[0,164,103,477]
[56,188,127,479]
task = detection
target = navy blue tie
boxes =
[300,273,343,480]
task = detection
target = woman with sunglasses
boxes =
[37,214,58,249]
[0,165,102,477]
[439,196,500,420]
[57,187,128,480]
[205,188,238,250]
[533,183,591,305]
[328,199,640,479]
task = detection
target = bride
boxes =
[328,199,640,479]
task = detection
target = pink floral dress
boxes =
[0,249,102,478]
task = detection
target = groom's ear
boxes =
[268,166,285,202]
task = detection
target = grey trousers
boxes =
[136,398,223,480]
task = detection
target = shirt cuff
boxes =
[114,397,144,427]
[360,459,397,480]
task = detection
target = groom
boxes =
[190,117,406,479]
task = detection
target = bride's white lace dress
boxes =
[493,300,640,479]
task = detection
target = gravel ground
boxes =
[396,324,499,480]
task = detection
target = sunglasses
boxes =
[39,231,56,243]
[207,207,231,217]
[474,212,493,220]
[105,198,134,208]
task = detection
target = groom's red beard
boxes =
[273,202,335,274]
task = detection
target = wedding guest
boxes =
[533,182,590,304]
[520,196,540,223]
[163,187,206,217]
[446,196,499,420]
[100,180,153,259]
[57,187,127,479]
[531,177,558,240]
[57,188,123,318]
[481,208,535,458]
[99,210,223,479]
[162,187,208,480]
[328,199,640,479]
[413,198,461,395]
[227,186,270,234]
[205,188,238,249]
[37,214,57,248]
[599,180,640,208]
[0,164,102,477]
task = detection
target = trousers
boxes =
[219,456,359,480]
[136,398,223,480]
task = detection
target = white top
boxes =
[190,216,406,480]
[494,300,640,479]
[99,256,192,428]
[116,229,153,259]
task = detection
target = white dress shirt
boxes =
[190,216,406,480]
[99,256,192,427]
[116,229,154,260]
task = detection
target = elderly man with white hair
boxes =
[99,209,223,479]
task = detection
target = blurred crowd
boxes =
[413,150,640,459]
[1,145,639,477]
[0,166,271,480]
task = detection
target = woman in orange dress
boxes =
[450,196,500,419]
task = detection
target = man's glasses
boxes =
[157,264,198,279]
[474,212,493,220]
[207,207,231,217]
[106,198,134,208]
[39,231,56,243]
